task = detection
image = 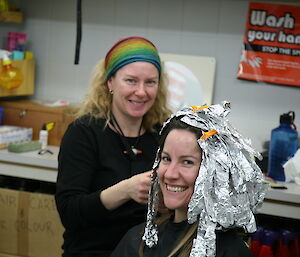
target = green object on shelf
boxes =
[0,0,9,11]
[8,140,42,153]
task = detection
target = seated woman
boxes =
[110,102,267,257]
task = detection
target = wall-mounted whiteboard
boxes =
[160,53,216,112]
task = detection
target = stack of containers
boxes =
[249,227,300,257]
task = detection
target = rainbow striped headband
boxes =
[104,36,161,81]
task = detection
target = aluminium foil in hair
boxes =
[185,103,267,256]
[190,220,217,257]
[143,101,267,257]
[152,147,161,170]
[142,151,161,247]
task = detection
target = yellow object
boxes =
[191,105,211,112]
[45,121,56,131]
[25,51,33,59]
[200,129,218,142]
[0,59,35,97]
[0,0,9,11]
[0,10,23,23]
[0,54,23,90]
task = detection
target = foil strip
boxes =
[143,101,268,257]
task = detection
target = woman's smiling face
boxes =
[157,129,202,222]
[107,61,159,121]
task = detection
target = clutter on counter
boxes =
[0,99,75,146]
[0,49,24,90]
[0,30,35,97]
[0,125,32,149]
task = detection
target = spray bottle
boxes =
[0,49,23,90]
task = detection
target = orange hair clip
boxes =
[191,105,211,112]
[200,129,218,142]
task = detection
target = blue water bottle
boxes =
[268,111,298,182]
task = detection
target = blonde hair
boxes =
[75,60,172,131]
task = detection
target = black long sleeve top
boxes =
[55,116,160,257]
[110,220,253,257]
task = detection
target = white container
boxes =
[39,129,48,150]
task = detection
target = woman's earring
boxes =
[109,89,114,95]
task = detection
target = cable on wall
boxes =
[74,0,82,65]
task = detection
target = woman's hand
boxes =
[126,171,152,204]
[100,170,152,210]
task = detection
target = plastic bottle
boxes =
[275,230,294,257]
[250,226,264,257]
[0,50,23,90]
[257,229,278,257]
[289,232,300,257]
[39,125,48,150]
[268,111,298,182]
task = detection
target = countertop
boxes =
[0,146,299,219]
[265,182,300,204]
[0,145,59,168]
[0,145,59,182]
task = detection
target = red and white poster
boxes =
[237,2,300,87]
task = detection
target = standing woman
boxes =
[55,36,171,257]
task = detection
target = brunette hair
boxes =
[139,117,203,256]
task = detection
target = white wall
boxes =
[1,0,300,152]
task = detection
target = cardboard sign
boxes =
[0,188,64,257]
[237,2,300,87]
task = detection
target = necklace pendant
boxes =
[132,147,142,155]
[123,147,142,156]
